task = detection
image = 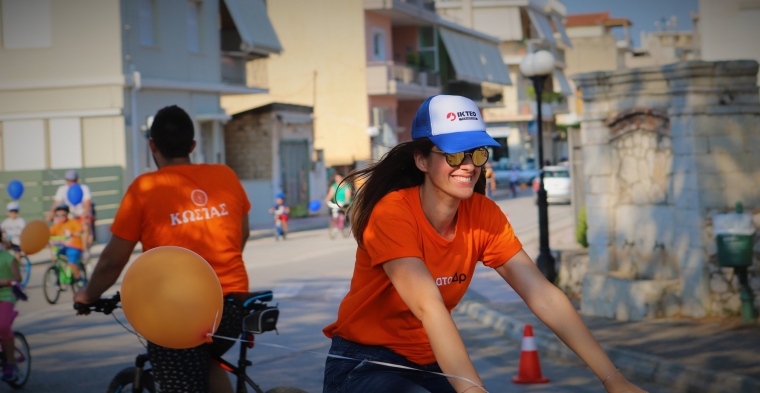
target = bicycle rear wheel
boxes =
[107,367,155,393]
[7,332,30,389]
[18,256,31,287]
[328,219,338,239]
[42,267,61,305]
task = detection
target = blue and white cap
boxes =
[411,95,500,153]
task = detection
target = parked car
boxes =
[532,166,571,204]
[492,162,540,188]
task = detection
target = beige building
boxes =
[0,0,280,235]
[564,12,631,76]
[435,0,575,167]
[625,16,699,69]
[698,0,760,84]
[222,0,511,169]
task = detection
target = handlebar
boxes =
[74,292,121,315]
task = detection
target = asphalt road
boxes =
[10,192,673,392]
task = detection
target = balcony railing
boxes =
[390,63,440,87]
[220,52,268,89]
[367,62,441,98]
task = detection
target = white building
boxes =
[435,0,574,166]
[0,0,280,236]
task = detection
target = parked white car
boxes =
[532,166,571,204]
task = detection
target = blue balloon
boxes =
[308,200,322,212]
[67,183,84,205]
[6,180,23,200]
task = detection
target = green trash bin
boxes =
[716,234,753,267]
[713,208,755,267]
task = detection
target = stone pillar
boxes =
[664,61,760,317]
[573,60,760,320]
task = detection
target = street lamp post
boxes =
[520,50,557,283]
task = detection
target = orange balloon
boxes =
[121,246,223,349]
[19,220,50,255]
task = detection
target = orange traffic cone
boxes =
[512,324,549,384]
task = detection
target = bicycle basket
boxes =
[243,305,279,334]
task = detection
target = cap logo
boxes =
[455,111,479,121]
[446,112,457,121]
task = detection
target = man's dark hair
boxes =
[150,105,195,159]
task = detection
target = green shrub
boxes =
[576,206,589,248]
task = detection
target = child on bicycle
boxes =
[0,202,25,261]
[269,194,290,240]
[49,205,86,287]
[0,231,22,382]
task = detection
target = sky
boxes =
[563,0,699,47]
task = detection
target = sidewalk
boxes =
[459,223,760,393]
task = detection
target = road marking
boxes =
[325,284,350,299]
[246,244,356,269]
[272,284,305,299]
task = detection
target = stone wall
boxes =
[574,60,760,320]
[224,112,274,180]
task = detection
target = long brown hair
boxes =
[344,138,486,246]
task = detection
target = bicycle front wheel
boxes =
[7,332,30,389]
[107,367,155,393]
[19,256,31,287]
[42,267,61,305]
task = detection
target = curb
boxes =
[248,219,330,241]
[455,301,760,393]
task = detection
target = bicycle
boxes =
[6,246,31,288]
[326,202,351,239]
[0,311,31,389]
[75,292,308,393]
[43,239,88,305]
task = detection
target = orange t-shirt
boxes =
[50,219,84,250]
[323,186,522,365]
[110,164,251,295]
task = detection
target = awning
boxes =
[277,113,313,125]
[438,27,512,86]
[527,9,556,44]
[223,0,282,55]
[552,69,573,96]
[551,15,573,48]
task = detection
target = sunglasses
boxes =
[431,147,490,167]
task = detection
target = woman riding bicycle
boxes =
[322,95,647,393]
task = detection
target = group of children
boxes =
[0,202,87,382]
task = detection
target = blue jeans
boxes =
[323,336,455,393]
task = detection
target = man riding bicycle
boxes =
[74,105,252,393]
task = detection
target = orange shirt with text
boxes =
[110,164,251,294]
[323,186,522,365]
[50,219,84,250]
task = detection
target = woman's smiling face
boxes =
[421,146,482,201]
